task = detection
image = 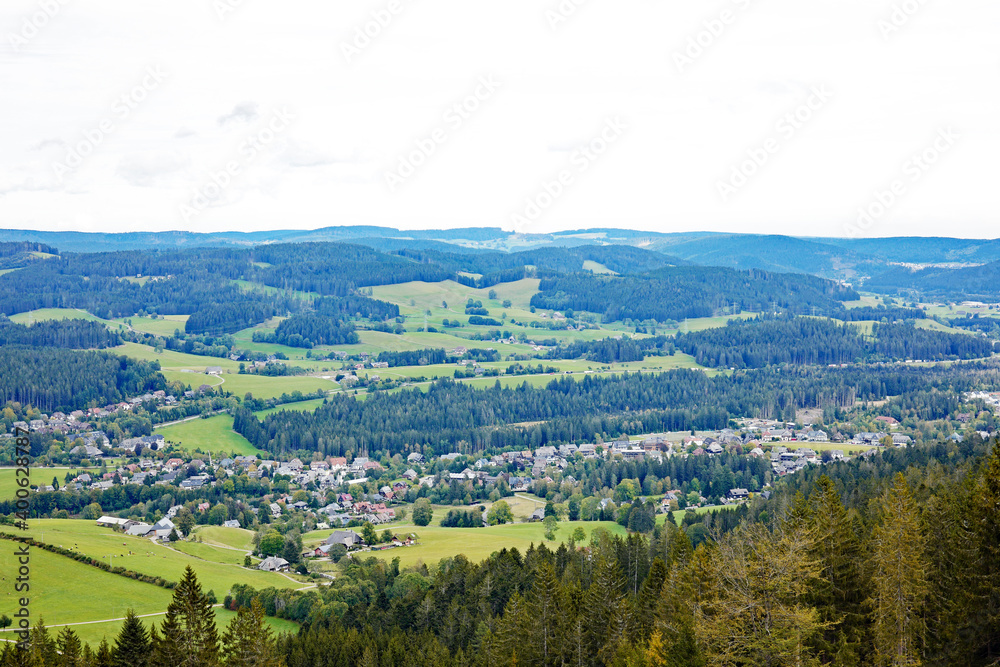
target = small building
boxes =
[258,556,290,572]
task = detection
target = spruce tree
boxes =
[808,475,867,664]
[113,610,150,667]
[973,438,1000,660]
[220,598,282,667]
[56,628,82,667]
[30,618,58,667]
[153,567,219,667]
[867,473,927,667]
[96,639,114,667]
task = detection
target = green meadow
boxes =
[9,309,111,326]
[3,520,308,597]
[155,414,261,457]
[305,520,630,570]
[189,525,255,551]
[0,543,298,647]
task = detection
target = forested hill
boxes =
[0,241,867,331]
[676,316,996,368]
[232,364,983,458]
[530,267,858,322]
[0,240,58,270]
[866,259,1000,300]
[0,347,166,412]
[396,244,686,287]
[0,318,121,349]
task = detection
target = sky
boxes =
[0,0,997,238]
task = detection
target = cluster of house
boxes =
[965,391,1000,411]
[1,393,179,435]
[95,515,177,539]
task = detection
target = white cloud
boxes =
[0,0,997,237]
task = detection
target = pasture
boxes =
[306,520,629,570]
[155,414,261,457]
[4,520,308,597]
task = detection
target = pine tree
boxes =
[220,598,282,667]
[808,475,867,664]
[972,439,1000,660]
[153,567,219,667]
[95,640,114,667]
[55,628,82,667]
[583,554,625,657]
[113,610,150,667]
[29,618,58,667]
[695,520,826,665]
[867,473,927,667]
[523,562,563,666]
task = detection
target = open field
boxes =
[113,314,190,336]
[306,520,630,569]
[170,539,252,565]
[3,520,309,597]
[114,342,241,372]
[923,301,1000,319]
[0,543,174,626]
[0,543,298,647]
[255,397,327,417]
[0,467,105,501]
[190,525,255,550]
[155,414,261,457]
[214,373,336,400]
[9,308,112,326]
[27,607,302,649]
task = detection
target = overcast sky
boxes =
[0,0,997,238]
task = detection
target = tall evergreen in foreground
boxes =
[113,610,149,667]
[868,473,927,667]
[220,598,282,667]
[152,566,219,667]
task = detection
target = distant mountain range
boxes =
[2,226,998,287]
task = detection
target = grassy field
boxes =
[0,543,174,626]
[155,414,261,457]
[170,539,252,565]
[0,543,297,647]
[114,342,241,372]
[9,308,111,326]
[0,467,102,502]
[190,525,255,550]
[3,520,308,597]
[255,398,327,417]
[214,373,336,401]
[113,314,190,336]
[38,607,301,648]
[307,520,630,569]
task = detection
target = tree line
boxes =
[230,363,986,459]
[70,437,993,666]
[676,316,995,368]
[0,347,166,412]
[0,318,121,349]
[530,266,859,323]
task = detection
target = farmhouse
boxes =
[258,556,290,572]
[325,530,364,548]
